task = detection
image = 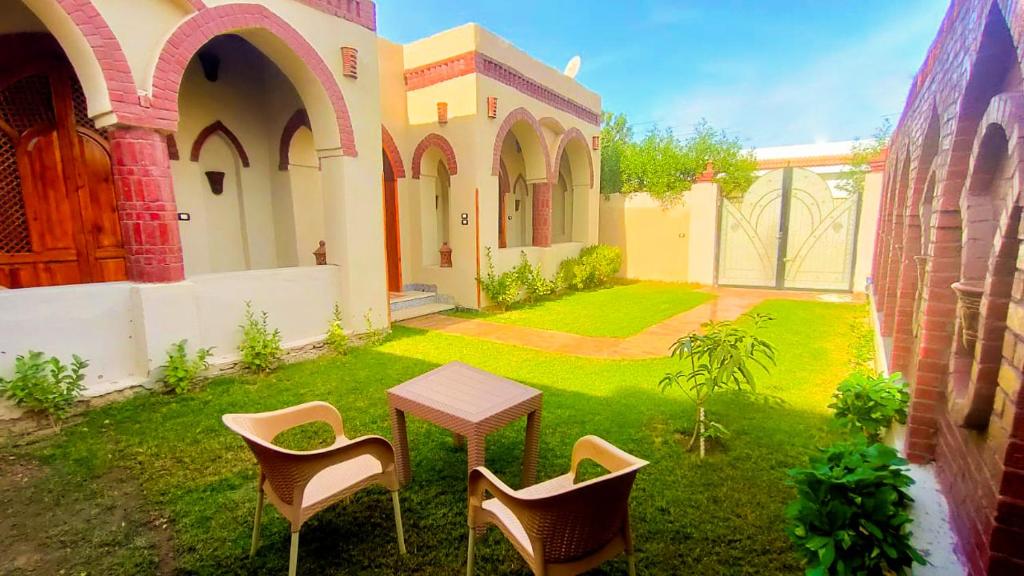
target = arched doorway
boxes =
[383,147,402,291]
[0,25,126,288]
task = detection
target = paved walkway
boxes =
[400,287,861,359]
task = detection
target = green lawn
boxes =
[449,281,715,337]
[0,299,867,575]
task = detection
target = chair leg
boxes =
[466,530,475,576]
[288,531,299,576]
[391,491,407,555]
[627,553,637,576]
[250,489,264,558]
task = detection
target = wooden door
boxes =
[0,56,125,288]
[382,151,402,292]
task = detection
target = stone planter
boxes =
[951,281,984,351]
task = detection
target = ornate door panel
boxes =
[0,56,125,288]
[717,167,861,291]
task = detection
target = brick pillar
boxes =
[109,127,185,283]
[532,181,551,247]
[891,217,923,373]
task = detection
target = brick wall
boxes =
[871,1,1024,573]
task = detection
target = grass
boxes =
[448,281,715,337]
[0,299,866,575]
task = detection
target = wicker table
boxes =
[387,361,543,488]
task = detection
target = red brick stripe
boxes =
[190,120,250,167]
[551,127,595,187]
[491,107,551,178]
[382,125,406,178]
[404,51,601,126]
[150,4,357,157]
[294,0,376,31]
[411,133,457,179]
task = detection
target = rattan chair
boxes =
[466,435,647,576]
[223,401,407,576]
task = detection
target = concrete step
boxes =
[391,302,455,322]
[389,290,436,312]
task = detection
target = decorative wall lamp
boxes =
[313,240,327,265]
[439,242,452,268]
[592,135,600,150]
[205,171,225,195]
[487,96,498,119]
[437,102,448,124]
[341,46,358,78]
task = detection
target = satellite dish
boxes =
[563,55,581,79]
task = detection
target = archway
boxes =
[411,133,457,266]
[171,34,326,275]
[494,108,549,246]
[551,128,595,244]
[0,7,126,288]
[383,144,403,291]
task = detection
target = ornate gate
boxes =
[717,167,861,291]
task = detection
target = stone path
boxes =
[400,287,861,359]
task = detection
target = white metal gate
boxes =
[717,167,861,291]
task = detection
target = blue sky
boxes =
[377,0,950,147]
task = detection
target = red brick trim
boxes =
[190,120,250,167]
[491,107,551,178]
[381,125,406,178]
[166,133,180,161]
[404,51,601,126]
[294,0,376,31]
[184,0,207,10]
[278,109,311,171]
[411,133,457,179]
[150,4,357,156]
[551,127,595,187]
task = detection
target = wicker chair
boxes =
[222,401,407,576]
[466,435,647,576]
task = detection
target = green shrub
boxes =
[238,302,283,374]
[0,350,88,431]
[362,309,387,347]
[326,304,349,355]
[478,247,524,309]
[786,440,925,575]
[159,340,213,394]
[515,251,556,303]
[830,372,909,442]
[556,244,622,291]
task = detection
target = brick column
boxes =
[109,127,185,283]
[532,181,551,247]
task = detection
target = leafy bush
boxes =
[160,340,213,394]
[362,309,387,347]
[658,312,776,458]
[0,350,88,431]
[830,372,909,442]
[556,245,622,291]
[326,304,349,355]
[478,247,522,310]
[787,440,925,575]
[238,302,283,374]
[515,252,556,303]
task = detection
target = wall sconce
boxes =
[437,102,448,124]
[487,96,498,118]
[205,171,225,195]
[313,240,327,265]
[592,135,601,150]
[341,46,358,78]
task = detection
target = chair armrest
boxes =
[570,435,648,476]
[468,467,522,517]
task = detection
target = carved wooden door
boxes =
[0,56,125,288]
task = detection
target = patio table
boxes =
[387,361,543,488]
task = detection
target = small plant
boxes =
[160,340,213,394]
[238,302,283,374]
[556,244,622,291]
[830,371,909,442]
[362,309,387,347]
[0,350,88,431]
[478,247,522,309]
[515,252,556,303]
[786,440,926,575]
[658,313,776,458]
[326,304,350,355]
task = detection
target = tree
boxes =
[599,112,632,195]
[835,119,892,198]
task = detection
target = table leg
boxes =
[521,408,542,487]
[452,432,465,448]
[389,406,411,486]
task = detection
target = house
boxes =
[871,0,1024,573]
[0,0,600,400]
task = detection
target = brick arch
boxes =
[411,133,457,179]
[23,0,139,122]
[491,107,550,181]
[381,125,406,178]
[149,3,356,156]
[278,109,311,170]
[190,120,250,167]
[551,128,595,187]
[878,144,913,336]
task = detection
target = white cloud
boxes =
[651,0,948,147]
